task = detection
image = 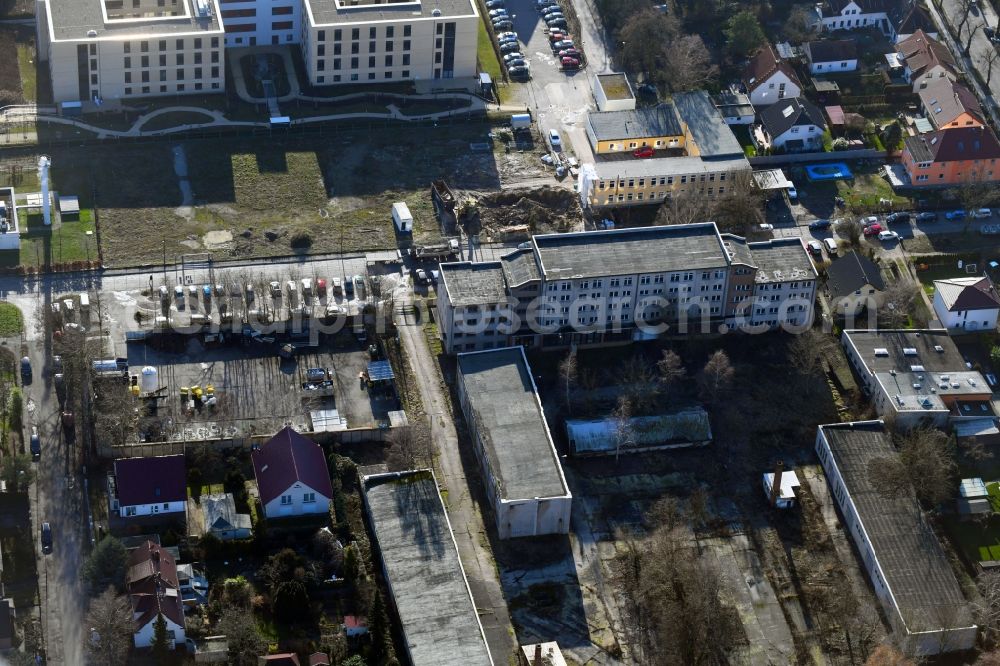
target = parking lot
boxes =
[124,335,398,443]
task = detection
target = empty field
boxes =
[24,124,504,267]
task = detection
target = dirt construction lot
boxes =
[8,122,552,267]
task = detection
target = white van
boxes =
[822,238,838,256]
[974,208,993,219]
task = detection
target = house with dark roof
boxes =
[897,29,959,91]
[919,79,984,130]
[252,427,333,519]
[816,421,977,655]
[754,98,827,152]
[804,39,858,74]
[895,2,937,41]
[933,276,1000,331]
[108,454,186,519]
[585,103,685,155]
[826,250,886,316]
[127,541,186,649]
[901,125,1000,187]
[742,42,802,106]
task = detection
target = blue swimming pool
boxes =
[805,162,853,181]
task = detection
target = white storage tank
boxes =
[392,202,413,233]
[140,366,158,393]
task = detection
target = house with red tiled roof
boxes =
[342,615,368,637]
[258,654,300,666]
[741,43,802,106]
[901,125,1000,187]
[308,653,331,666]
[108,454,186,519]
[933,276,1000,331]
[897,29,959,92]
[252,427,333,519]
[126,541,185,649]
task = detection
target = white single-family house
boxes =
[252,427,334,520]
[933,276,1000,332]
[127,541,186,649]
[108,455,186,519]
[742,43,802,106]
[755,98,827,152]
[804,39,859,74]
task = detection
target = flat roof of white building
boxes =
[362,470,493,666]
[44,0,223,41]
[306,0,477,26]
[457,347,568,501]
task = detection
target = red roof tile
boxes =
[743,43,801,93]
[252,427,334,505]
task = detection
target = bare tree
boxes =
[86,587,133,666]
[612,395,634,462]
[837,219,863,249]
[782,5,817,42]
[219,605,266,666]
[661,35,718,92]
[978,48,1000,86]
[655,190,712,227]
[385,423,433,471]
[871,429,958,508]
[697,350,734,404]
[558,349,577,414]
[864,644,914,665]
[878,280,921,328]
[618,10,681,77]
[976,569,1000,648]
[711,170,766,235]
[788,329,834,376]
[656,349,686,396]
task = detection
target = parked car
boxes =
[30,426,39,458]
[543,9,564,18]
[538,2,559,11]
[500,42,520,54]
[558,48,582,59]
[547,18,568,28]
[548,129,562,151]
[497,31,517,40]
[808,219,831,230]
[973,208,993,218]
[498,35,519,45]
[316,279,327,297]
[759,223,774,231]
[863,223,884,236]
[493,19,514,30]
[508,66,531,79]
[807,240,823,257]
[353,275,366,301]
[20,356,31,381]
[787,185,797,199]
[503,52,524,63]
[552,40,575,50]
[415,269,429,285]
[633,146,655,158]
[548,32,568,42]
[268,281,281,297]
[536,0,554,6]
[878,230,900,241]
[823,237,838,256]
[915,211,938,221]
[488,8,508,17]
[945,209,966,220]
[506,58,527,68]
[173,285,184,302]
[885,211,911,224]
[430,269,440,284]
[560,56,581,69]
[486,0,504,7]
[40,522,52,554]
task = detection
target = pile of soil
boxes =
[472,187,583,240]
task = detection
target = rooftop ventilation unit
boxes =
[910,365,925,372]
[874,348,889,356]
[935,345,945,352]
[913,383,922,389]
[432,7,441,14]
[87,29,97,37]
[903,348,918,356]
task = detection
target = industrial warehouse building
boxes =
[456,347,571,539]
[362,470,493,666]
[815,421,976,655]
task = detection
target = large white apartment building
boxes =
[436,223,817,354]
[36,0,226,104]
[37,0,478,103]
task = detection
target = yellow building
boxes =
[585,103,686,155]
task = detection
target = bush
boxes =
[290,231,313,250]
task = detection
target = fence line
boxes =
[749,148,887,167]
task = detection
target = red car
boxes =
[633,146,655,158]
[863,223,883,237]
[560,56,580,69]
[316,278,327,297]
[548,32,568,42]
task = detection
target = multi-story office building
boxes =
[36,0,226,104]
[300,0,479,86]
[578,91,751,209]
[436,223,817,354]
[38,0,478,103]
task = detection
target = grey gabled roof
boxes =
[826,250,886,297]
[673,90,744,158]
[587,104,683,142]
[760,98,827,138]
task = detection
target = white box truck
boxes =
[392,202,413,233]
[511,113,532,130]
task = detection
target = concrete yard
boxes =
[125,336,396,441]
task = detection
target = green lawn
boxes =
[947,516,1000,562]
[187,483,225,499]
[16,42,35,103]
[0,303,23,337]
[5,209,98,268]
[477,20,503,88]
[834,173,912,212]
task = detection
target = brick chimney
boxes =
[769,460,784,507]
[534,644,543,666]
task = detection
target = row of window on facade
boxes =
[121,52,220,68]
[120,38,220,53]
[317,23,455,42]
[122,67,220,83]
[597,171,728,190]
[316,54,414,70]
[316,39,416,57]
[123,82,221,94]
[280,492,317,504]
